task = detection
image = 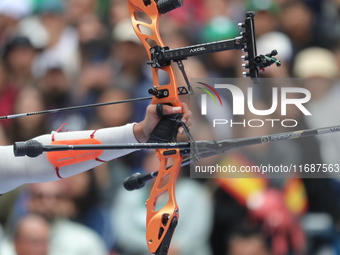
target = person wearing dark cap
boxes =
[245,0,280,37]
[2,36,38,86]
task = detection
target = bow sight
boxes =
[146,11,281,91]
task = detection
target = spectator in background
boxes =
[279,1,317,57]
[77,13,110,65]
[227,230,271,255]
[63,0,97,26]
[315,0,340,49]
[32,0,79,80]
[94,88,133,128]
[200,16,240,79]
[166,0,206,38]
[58,170,114,250]
[89,87,136,205]
[0,214,50,255]
[37,62,69,109]
[294,47,340,166]
[2,36,38,87]
[0,67,30,234]
[111,18,155,122]
[76,57,112,124]
[9,86,48,142]
[111,18,149,91]
[245,0,280,37]
[211,101,307,255]
[14,215,50,255]
[0,59,18,131]
[0,0,32,44]
[292,49,340,254]
[74,12,112,124]
[109,0,130,27]
[4,181,108,255]
[36,59,86,131]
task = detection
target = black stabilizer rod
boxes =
[123,172,159,191]
[123,157,193,191]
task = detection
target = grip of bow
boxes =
[127,0,184,254]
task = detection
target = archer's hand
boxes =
[133,103,191,143]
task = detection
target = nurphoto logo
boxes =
[196,80,312,128]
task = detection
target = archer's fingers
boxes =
[161,105,182,116]
[161,104,191,124]
[181,102,191,126]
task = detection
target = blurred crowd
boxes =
[1,0,340,255]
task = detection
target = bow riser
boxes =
[128,1,182,107]
[127,1,184,254]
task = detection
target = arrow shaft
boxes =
[0,96,153,120]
